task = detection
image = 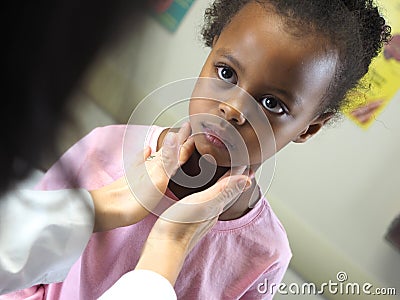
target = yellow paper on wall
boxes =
[342,0,400,130]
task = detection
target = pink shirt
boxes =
[2,125,292,299]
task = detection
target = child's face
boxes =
[189,2,337,167]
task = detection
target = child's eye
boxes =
[260,96,286,114]
[216,66,237,84]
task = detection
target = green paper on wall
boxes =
[148,0,196,32]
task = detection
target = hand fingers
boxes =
[160,132,180,178]
[176,122,194,165]
[160,123,194,175]
[217,175,251,212]
[143,146,152,161]
[177,122,191,145]
[124,144,172,216]
[131,146,153,167]
[179,136,195,165]
[229,166,247,176]
[216,166,248,183]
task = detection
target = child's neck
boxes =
[167,147,229,198]
[157,129,260,221]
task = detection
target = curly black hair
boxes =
[201,0,392,117]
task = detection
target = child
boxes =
[3,0,390,299]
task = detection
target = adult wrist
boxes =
[135,238,188,286]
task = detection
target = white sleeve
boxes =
[98,270,177,300]
[0,187,94,295]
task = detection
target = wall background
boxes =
[59,1,399,298]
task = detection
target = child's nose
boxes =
[218,102,246,125]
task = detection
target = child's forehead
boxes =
[222,2,299,41]
[217,1,336,68]
[225,1,283,30]
[221,1,331,47]
[215,4,336,72]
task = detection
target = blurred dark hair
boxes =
[1,1,146,195]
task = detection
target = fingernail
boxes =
[164,132,176,146]
[236,178,251,191]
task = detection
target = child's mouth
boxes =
[201,123,235,150]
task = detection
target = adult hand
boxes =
[90,123,194,232]
[135,170,251,285]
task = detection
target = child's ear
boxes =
[292,112,333,143]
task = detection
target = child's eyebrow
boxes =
[216,48,245,74]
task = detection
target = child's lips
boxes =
[201,123,235,150]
